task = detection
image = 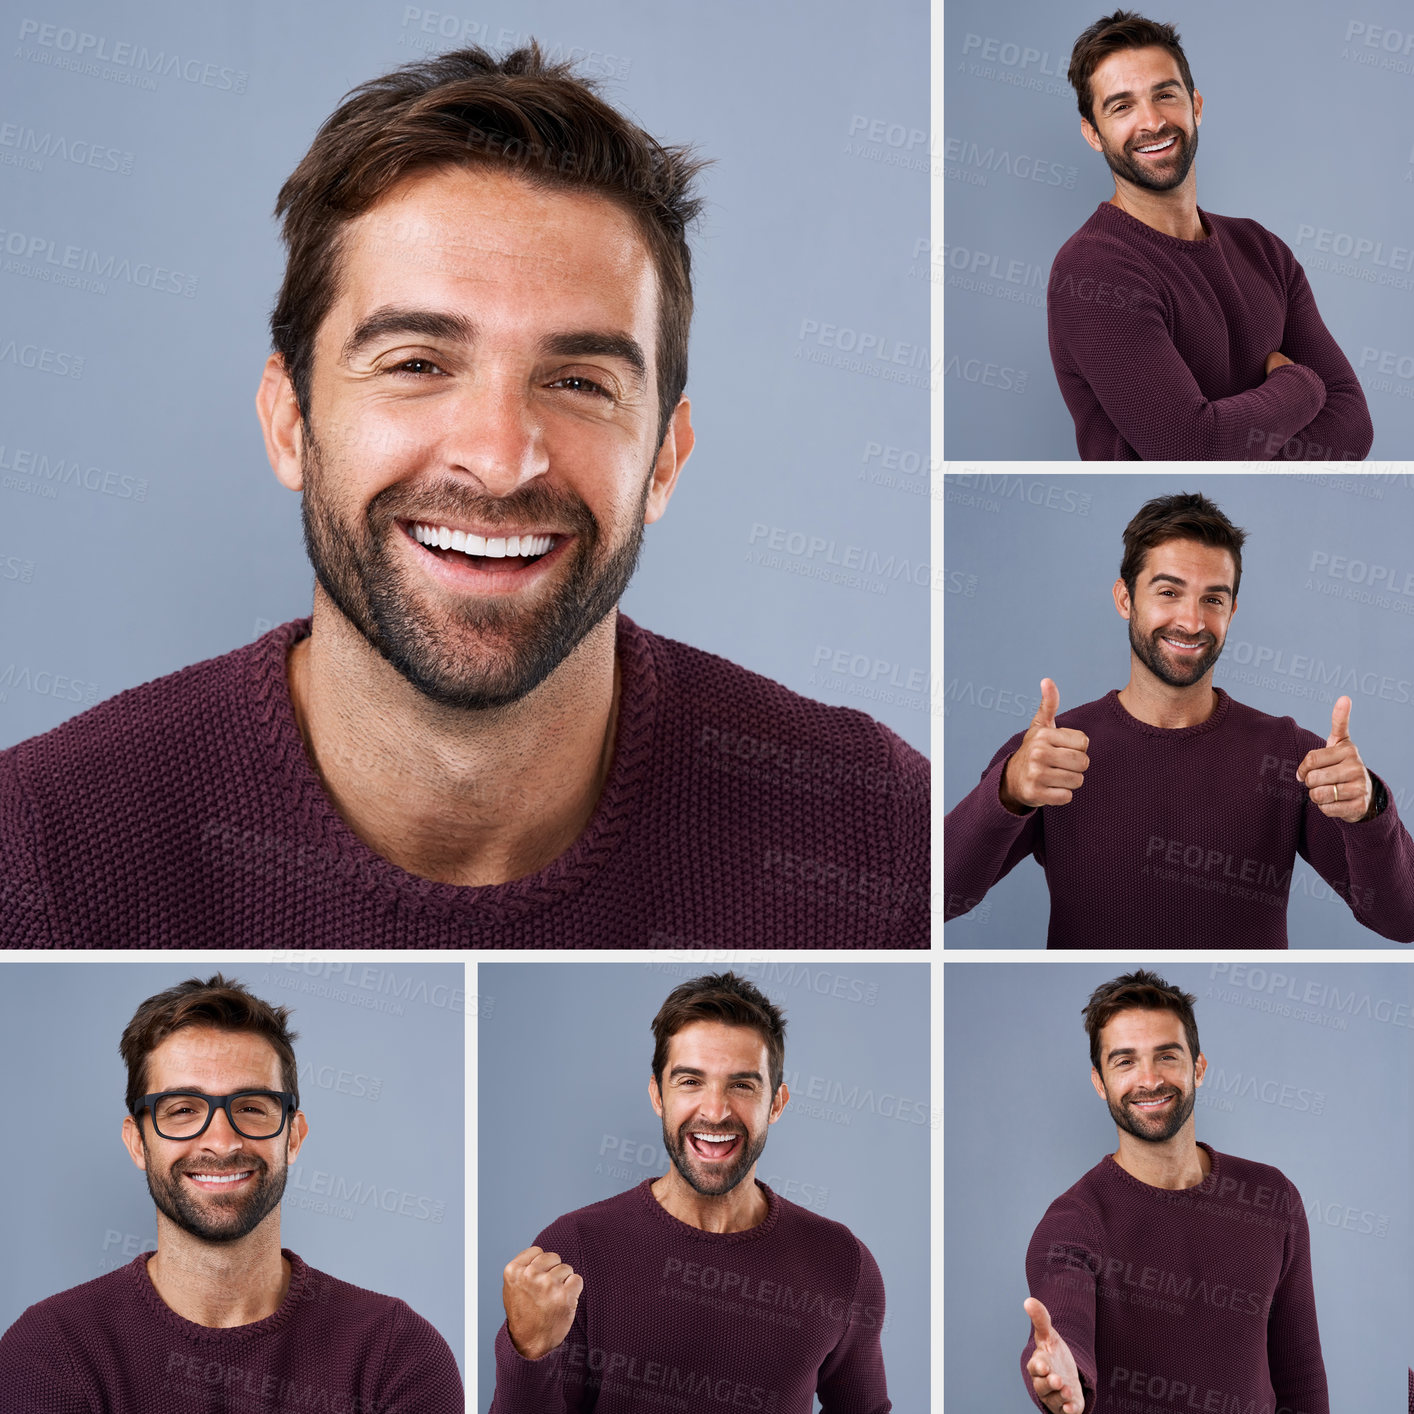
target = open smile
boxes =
[1159,635,1207,654]
[686,1131,744,1162]
[399,519,571,591]
[1134,135,1177,157]
[183,1169,256,1191]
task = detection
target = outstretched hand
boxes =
[1024,1297,1085,1414]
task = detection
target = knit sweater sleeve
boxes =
[372,1300,465,1414]
[1020,1195,1100,1414]
[942,730,1039,921]
[1270,248,1373,461]
[1288,713,1414,941]
[0,748,57,947]
[815,1236,891,1413]
[877,720,931,942]
[1266,1177,1329,1414]
[1048,242,1326,461]
[0,1303,88,1414]
[488,1218,590,1414]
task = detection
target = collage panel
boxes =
[943,472,1414,947]
[476,959,928,1412]
[944,959,1412,1411]
[0,958,465,1410]
[0,0,929,951]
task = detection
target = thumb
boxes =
[1327,695,1351,747]
[1032,679,1059,730]
[1024,1296,1053,1343]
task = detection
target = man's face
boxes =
[1115,538,1236,689]
[1091,1008,1205,1144]
[1082,45,1202,193]
[273,165,689,710]
[649,1021,787,1198]
[122,1027,305,1244]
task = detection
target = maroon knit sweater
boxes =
[0,1249,461,1413]
[1048,202,1373,461]
[1022,1144,1328,1414]
[0,616,928,947]
[490,1179,889,1413]
[943,688,1414,946]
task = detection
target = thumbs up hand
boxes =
[999,680,1091,815]
[1295,696,1374,823]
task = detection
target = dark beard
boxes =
[1104,1082,1196,1144]
[1100,123,1198,193]
[299,423,651,711]
[1128,615,1222,688]
[660,1115,768,1198]
[144,1146,287,1244]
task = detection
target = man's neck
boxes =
[1112,1132,1210,1190]
[1117,671,1218,729]
[650,1170,769,1234]
[1108,173,1204,241]
[146,1219,291,1328]
[287,592,621,887]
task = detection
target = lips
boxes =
[1133,134,1178,157]
[1129,1092,1175,1110]
[182,1168,256,1191]
[686,1130,744,1161]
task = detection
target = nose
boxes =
[439,370,551,498]
[201,1104,247,1149]
[1168,598,1203,636]
[694,1086,734,1125]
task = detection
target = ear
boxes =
[647,1073,665,1119]
[1193,1052,1206,1086]
[766,1082,789,1125]
[1112,577,1132,621]
[256,353,307,494]
[1080,117,1104,154]
[1090,1067,1107,1103]
[285,1110,309,1163]
[643,397,694,526]
[1192,88,1202,126]
[121,1114,149,1171]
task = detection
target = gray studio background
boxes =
[943,0,1414,459]
[476,960,929,1412]
[0,0,928,755]
[0,961,464,1372]
[943,471,1414,947]
[944,961,1411,1410]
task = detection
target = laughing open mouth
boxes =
[406,520,558,568]
[686,1131,744,1161]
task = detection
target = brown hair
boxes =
[651,972,787,1096]
[120,974,300,1114]
[1120,491,1246,602]
[269,42,708,447]
[1068,10,1196,126]
[1083,969,1200,1072]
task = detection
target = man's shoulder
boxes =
[1207,1147,1299,1195]
[1,621,301,778]
[295,1252,447,1338]
[0,1262,139,1360]
[769,1188,879,1265]
[626,616,928,789]
[1217,689,1319,747]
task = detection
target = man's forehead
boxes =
[147,1025,282,1078]
[666,1020,769,1066]
[1100,1008,1188,1049]
[1142,537,1234,575]
[1094,44,1186,90]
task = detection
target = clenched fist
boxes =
[503,1245,584,1361]
[1000,680,1091,815]
[1296,696,1375,823]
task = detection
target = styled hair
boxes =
[120,974,300,1114]
[269,42,708,447]
[651,972,787,1096]
[1119,491,1247,602]
[1083,969,1200,1073]
[1068,10,1196,126]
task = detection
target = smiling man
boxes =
[943,492,1414,945]
[1048,11,1372,461]
[0,974,461,1411]
[0,44,927,949]
[1021,971,1328,1414]
[491,971,891,1413]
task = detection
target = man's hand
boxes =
[503,1245,583,1361]
[999,680,1091,814]
[1265,350,1294,374]
[1024,1297,1084,1414]
[1296,696,1374,822]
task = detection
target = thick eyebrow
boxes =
[338,306,647,389]
[667,1065,764,1083]
[1100,78,1182,114]
[339,306,476,365]
[1147,572,1232,597]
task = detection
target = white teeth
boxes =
[188,1172,251,1183]
[1138,137,1175,153]
[411,524,552,559]
[693,1133,735,1144]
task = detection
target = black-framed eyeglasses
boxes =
[132,1091,298,1141]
